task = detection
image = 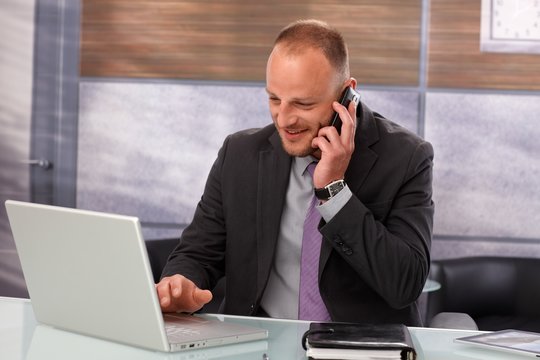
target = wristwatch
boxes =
[314,180,346,201]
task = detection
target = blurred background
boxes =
[1,0,539,298]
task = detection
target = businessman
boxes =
[157,19,434,326]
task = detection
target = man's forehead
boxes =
[266,49,339,97]
[265,85,321,101]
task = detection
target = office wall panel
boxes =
[425,92,540,239]
[428,0,540,90]
[81,0,421,85]
[360,90,419,134]
[0,0,34,297]
[77,81,270,235]
[77,80,419,239]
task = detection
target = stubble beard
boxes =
[281,140,315,157]
[277,128,317,157]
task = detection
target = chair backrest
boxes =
[427,256,540,331]
[145,238,179,283]
[144,238,226,313]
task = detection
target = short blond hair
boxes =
[273,19,350,81]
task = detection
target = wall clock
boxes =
[481,0,540,53]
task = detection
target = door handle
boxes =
[21,159,53,170]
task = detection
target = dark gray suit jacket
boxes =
[162,102,434,326]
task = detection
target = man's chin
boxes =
[280,140,316,157]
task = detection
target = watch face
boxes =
[314,180,345,200]
[492,0,540,40]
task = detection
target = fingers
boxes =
[315,101,356,147]
[193,288,213,305]
[331,100,356,144]
[155,276,178,311]
[156,275,213,313]
[316,101,357,152]
[344,99,358,146]
[311,101,356,188]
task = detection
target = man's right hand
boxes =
[156,274,213,313]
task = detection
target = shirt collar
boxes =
[294,155,318,177]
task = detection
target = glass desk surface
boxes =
[0,296,531,360]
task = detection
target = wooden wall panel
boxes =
[428,0,540,90]
[81,0,421,85]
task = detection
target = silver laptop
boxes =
[5,200,267,352]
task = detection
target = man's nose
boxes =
[276,103,298,127]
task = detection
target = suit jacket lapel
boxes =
[346,102,380,192]
[256,131,291,300]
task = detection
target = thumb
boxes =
[193,288,213,305]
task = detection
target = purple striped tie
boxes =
[298,162,331,321]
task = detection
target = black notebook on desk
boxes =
[302,322,416,360]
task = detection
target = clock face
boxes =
[491,0,540,40]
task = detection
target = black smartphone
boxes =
[329,87,360,134]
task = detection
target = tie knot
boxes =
[306,162,317,178]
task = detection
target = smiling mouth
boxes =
[282,129,308,140]
[284,126,311,134]
[286,129,304,134]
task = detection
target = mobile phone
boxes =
[329,87,360,134]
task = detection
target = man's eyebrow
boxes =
[265,89,317,103]
[265,89,288,100]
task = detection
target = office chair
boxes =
[427,256,540,332]
[145,238,179,283]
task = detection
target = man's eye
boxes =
[297,103,315,109]
[269,98,281,104]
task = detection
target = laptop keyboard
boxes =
[163,313,209,343]
[165,324,201,339]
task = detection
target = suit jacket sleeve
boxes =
[320,131,434,310]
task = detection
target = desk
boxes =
[0,296,527,360]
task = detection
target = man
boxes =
[157,19,433,326]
